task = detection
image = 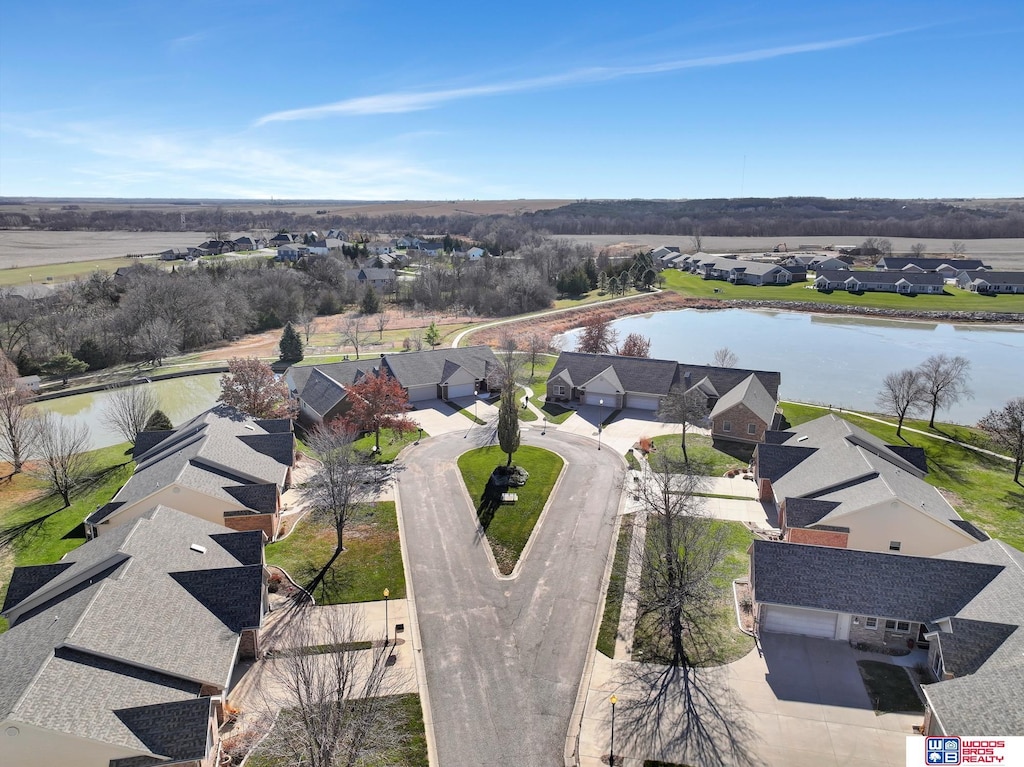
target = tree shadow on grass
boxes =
[0,500,68,550]
[476,479,502,532]
[297,548,354,605]
[614,662,755,767]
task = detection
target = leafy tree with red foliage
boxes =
[575,315,617,355]
[218,357,295,419]
[340,370,415,452]
[617,333,651,358]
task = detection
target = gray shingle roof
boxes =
[816,269,945,287]
[756,414,974,537]
[751,539,1003,623]
[223,483,278,513]
[132,431,173,460]
[783,498,840,528]
[0,506,265,757]
[934,619,1017,677]
[88,405,293,526]
[1,562,73,612]
[300,367,351,418]
[709,373,777,424]
[878,257,989,271]
[551,352,682,397]
[381,345,499,389]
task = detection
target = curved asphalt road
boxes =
[396,428,624,766]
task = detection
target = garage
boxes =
[444,382,475,399]
[583,392,617,407]
[406,384,439,402]
[626,393,660,410]
[762,605,838,639]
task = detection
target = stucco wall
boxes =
[0,720,145,767]
[843,501,975,556]
[94,486,241,535]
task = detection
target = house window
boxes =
[554,385,565,396]
[884,620,910,632]
[747,423,757,435]
[723,421,732,432]
[865,617,877,630]
[889,541,901,552]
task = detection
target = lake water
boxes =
[558,309,1024,424]
[32,373,223,450]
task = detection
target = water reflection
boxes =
[32,373,223,450]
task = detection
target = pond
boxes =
[558,309,1024,424]
[32,373,224,450]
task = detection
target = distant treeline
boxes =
[2,197,1022,240]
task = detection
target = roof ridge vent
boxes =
[190,544,207,554]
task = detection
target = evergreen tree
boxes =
[360,286,381,315]
[279,321,304,362]
[41,352,89,385]
[497,388,521,467]
[144,409,174,431]
[424,322,441,347]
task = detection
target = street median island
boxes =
[456,445,564,575]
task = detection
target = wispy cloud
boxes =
[169,31,207,50]
[256,31,900,125]
[2,119,460,199]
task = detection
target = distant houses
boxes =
[955,270,1024,294]
[813,270,944,295]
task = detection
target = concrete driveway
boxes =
[407,398,481,437]
[559,406,698,454]
[579,634,921,767]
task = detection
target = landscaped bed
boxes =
[856,660,924,713]
[596,515,634,658]
[457,445,564,575]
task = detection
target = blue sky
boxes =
[1,0,1021,200]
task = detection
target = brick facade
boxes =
[713,402,768,443]
[848,616,921,652]
[224,511,279,540]
[787,527,849,548]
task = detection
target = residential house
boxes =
[366,240,394,255]
[782,254,851,273]
[0,505,267,767]
[545,351,781,442]
[875,257,990,276]
[420,241,445,257]
[3,283,56,303]
[197,240,235,255]
[753,414,987,555]
[650,245,681,265]
[466,246,487,260]
[345,267,396,292]
[232,235,268,251]
[395,236,424,250]
[955,270,1024,294]
[275,243,308,262]
[160,247,190,261]
[699,257,797,286]
[289,345,502,428]
[814,269,945,294]
[326,228,348,241]
[307,237,345,255]
[269,232,296,246]
[749,538,1024,736]
[85,405,295,540]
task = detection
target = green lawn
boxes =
[265,501,405,605]
[457,445,564,575]
[597,516,634,658]
[662,269,1024,313]
[857,660,925,713]
[0,257,170,287]
[649,434,754,475]
[633,519,754,667]
[247,693,428,767]
[0,443,134,633]
[780,402,1024,550]
[353,427,421,462]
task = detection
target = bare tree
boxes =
[0,351,34,473]
[712,347,738,368]
[30,412,92,506]
[978,397,1024,484]
[303,422,389,563]
[910,242,927,257]
[951,241,968,257]
[658,384,710,463]
[340,316,371,360]
[876,368,926,438]
[630,452,728,668]
[133,317,180,366]
[524,331,553,379]
[257,605,409,767]
[374,310,390,341]
[100,383,158,446]
[297,307,318,345]
[690,228,703,253]
[878,238,893,259]
[494,328,526,392]
[917,354,972,428]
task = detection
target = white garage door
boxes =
[762,605,837,639]
[627,394,660,410]
[445,382,475,399]
[583,392,614,407]
[407,385,437,402]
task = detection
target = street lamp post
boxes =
[383,588,390,645]
[598,398,604,450]
[609,694,617,766]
